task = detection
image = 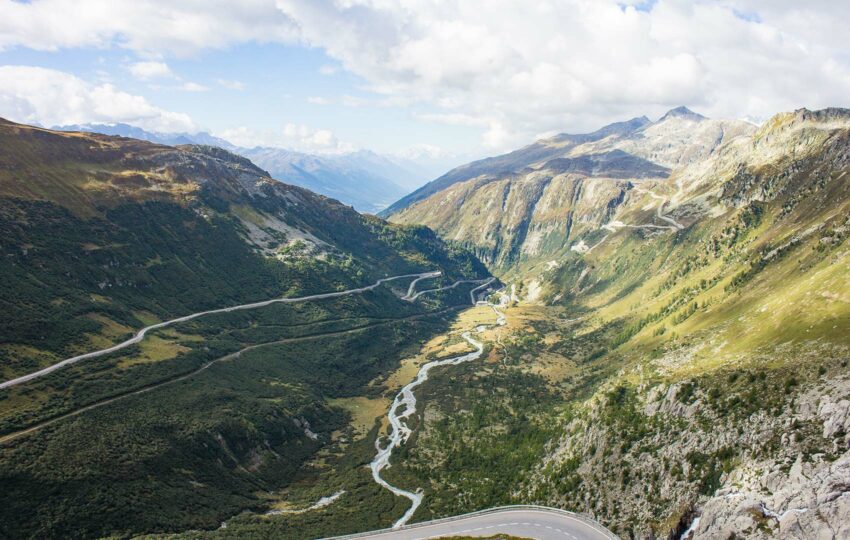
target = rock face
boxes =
[385,107,850,540]
[696,455,850,539]
[532,372,850,540]
[392,170,632,268]
[386,107,756,270]
[694,389,850,539]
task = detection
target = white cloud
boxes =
[179,81,209,92]
[1,1,849,151]
[216,123,353,153]
[0,65,196,132]
[271,0,850,150]
[216,78,246,90]
[128,61,173,80]
[307,96,330,105]
[129,61,208,93]
[0,0,298,56]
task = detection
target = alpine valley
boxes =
[0,119,491,538]
[1,101,849,540]
[383,107,850,539]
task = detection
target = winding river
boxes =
[370,278,506,528]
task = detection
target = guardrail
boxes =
[321,504,619,540]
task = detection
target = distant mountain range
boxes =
[381,106,759,267]
[53,123,443,213]
[380,106,754,218]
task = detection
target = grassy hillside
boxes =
[373,109,850,538]
[0,119,487,380]
[0,119,491,539]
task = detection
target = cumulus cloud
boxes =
[128,61,174,80]
[1,1,849,150]
[272,0,850,149]
[0,65,196,132]
[216,123,353,153]
[0,0,298,56]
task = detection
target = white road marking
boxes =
[333,507,617,540]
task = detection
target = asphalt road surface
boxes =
[333,507,617,540]
[0,271,440,390]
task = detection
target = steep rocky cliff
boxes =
[386,108,755,271]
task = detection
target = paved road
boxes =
[0,271,439,390]
[404,277,494,302]
[631,186,684,230]
[0,307,464,446]
[586,186,682,254]
[402,271,442,300]
[333,507,617,540]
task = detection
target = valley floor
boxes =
[4,251,850,540]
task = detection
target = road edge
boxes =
[321,505,619,540]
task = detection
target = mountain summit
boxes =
[658,105,706,121]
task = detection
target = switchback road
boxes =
[0,271,443,390]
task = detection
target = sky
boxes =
[0,0,849,162]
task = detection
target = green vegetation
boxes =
[3,113,850,539]
[0,120,493,539]
[391,363,561,520]
[0,284,482,538]
[365,114,850,539]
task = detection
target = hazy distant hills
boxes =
[238,147,421,214]
[54,123,436,213]
[54,122,236,149]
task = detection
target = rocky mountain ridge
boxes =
[378,107,850,539]
[54,123,433,213]
[384,108,850,274]
[381,107,753,218]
